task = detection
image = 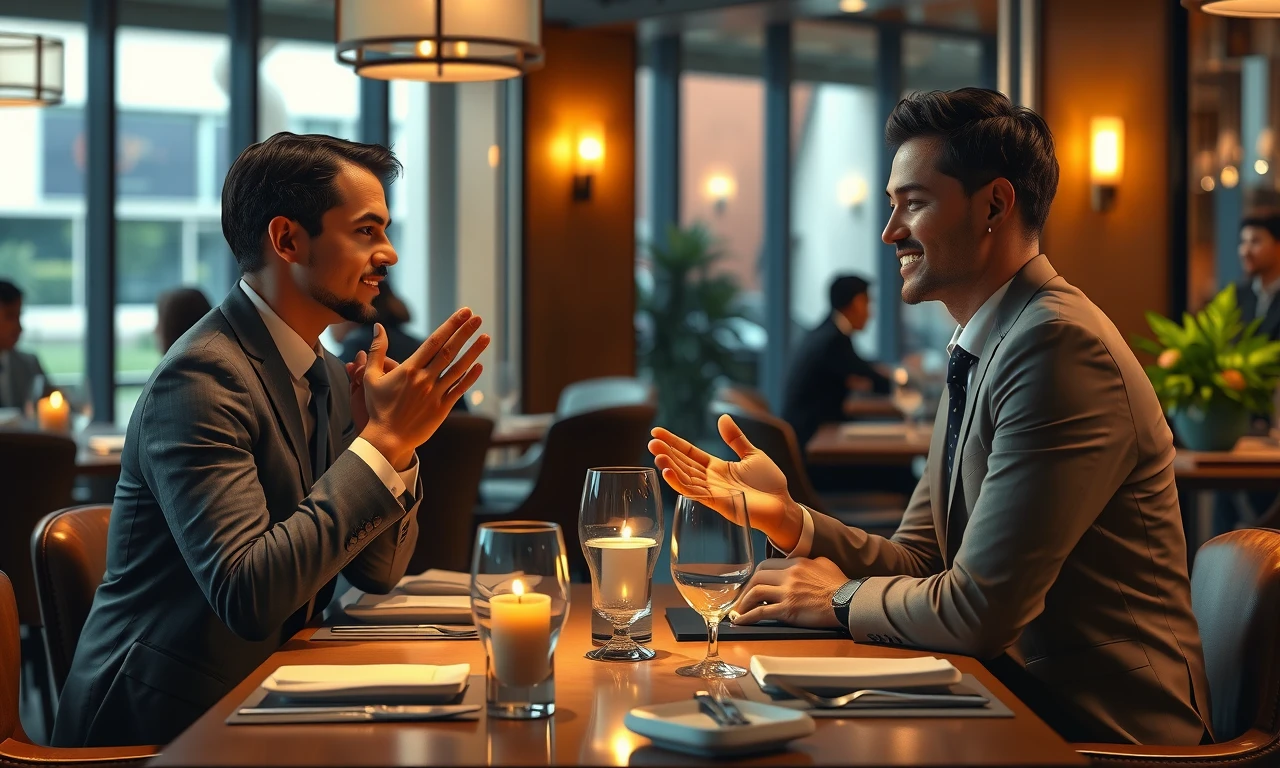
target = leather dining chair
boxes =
[31,505,111,698]
[1076,528,1280,767]
[407,414,494,574]
[0,569,156,764]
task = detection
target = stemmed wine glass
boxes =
[891,367,925,437]
[578,467,663,662]
[670,491,753,678]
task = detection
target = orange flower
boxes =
[1157,349,1181,369]
[1222,369,1247,391]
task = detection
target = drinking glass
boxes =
[579,467,663,662]
[471,521,571,719]
[670,491,753,678]
[891,367,925,437]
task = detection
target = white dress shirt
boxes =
[779,277,1015,559]
[1254,275,1280,320]
[239,280,418,500]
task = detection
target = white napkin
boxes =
[87,434,127,454]
[341,590,473,624]
[750,655,961,692]
[262,663,470,701]
[397,569,533,596]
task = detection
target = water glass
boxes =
[670,491,753,678]
[579,467,663,662]
[891,367,925,436]
[471,521,571,719]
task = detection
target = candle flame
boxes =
[512,579,525,596]
[621,524,632,539]
[49,391,63,408]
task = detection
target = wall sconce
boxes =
[0,32,64,106]
[837,174,869,212]
[705,174,736,215]
[1089,116,1124,212]
[1182,0,1280,17]
[573,133,603,201]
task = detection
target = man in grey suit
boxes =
[649,89,1211,746]
[0,280,49,409]
[52,133,489,747]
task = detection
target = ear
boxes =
[984,177,1017,232]
[265,216,308,266]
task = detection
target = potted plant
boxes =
[1133,284,1280,451]
[636,224,749,440]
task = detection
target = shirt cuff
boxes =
[349,436,414,500]
[768,504,815,558]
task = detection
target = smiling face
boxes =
[289,162,397,325]
[882,137,992,308]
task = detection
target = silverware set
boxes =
[770,679,988,709]
[328,624,477,638]
[237,704,481,722]
[694,689,751,726]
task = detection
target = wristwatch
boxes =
[831,578,866,632]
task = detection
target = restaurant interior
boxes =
[0,0,1279,765]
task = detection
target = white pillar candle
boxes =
[37,391,70,433]
[589,529,657,610]
[489,580,551,687]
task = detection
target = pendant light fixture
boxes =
[336,0,544,82]
[0,32,64,106]
[1182,0,1280,18]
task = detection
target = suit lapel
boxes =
[1261,293,1280,339]
[219,285,313,489]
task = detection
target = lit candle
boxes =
[488,579,552,687]
[37,391,71,433]
[588,526,657,610]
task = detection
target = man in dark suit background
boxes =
[782,275,889,451]
[52,133,490,747]
[0,280,50,409]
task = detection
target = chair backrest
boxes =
[713,383,772,416]
[512,404,657,578]
[709,402,825,513]
[0,432,77,627]
[1191,528,1280,742]
[556,377,655,419]
[410,414,494,573]
[0,571,20,743]
[31,504,111,694]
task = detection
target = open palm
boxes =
[648,414,794,539]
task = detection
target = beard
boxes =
[899,229,981,306]
[310,283,377,324]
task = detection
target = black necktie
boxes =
[304,356,331,482]
[943,345,980,497]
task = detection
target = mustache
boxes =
[895,239,925,256]
[364,265,389,278]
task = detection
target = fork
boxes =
[330,624,477,636]
[771,680,988,709]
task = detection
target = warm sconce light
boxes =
[1257,159,1270,175]
[839,0,869,12]
[837,174,869,211]
[1182,0,1280,17]
[573,134,603,201]
[1090,116,1124,212]
[1201,175,1217,192]
[705,174,736,214]
[0,32,64,106]
[1221,165,1241,188]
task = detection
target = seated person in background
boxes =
[52,133,489,747]
[155,287,213,355]
[0,279,50,409]
[782,275,889,451]
[650,88,1211,746]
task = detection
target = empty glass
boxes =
[891,367,925,437]
[670,491,753,678]
[579,467,663,662]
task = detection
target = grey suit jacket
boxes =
[52,286,421,747]
[809,256,1212,745]
[3,349,46,408]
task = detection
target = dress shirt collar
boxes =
[238,279,322,382]
[831,310,854,336]
[947,277,1015,358]
[1253,274,1280,303]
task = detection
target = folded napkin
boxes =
[341,589,473,624]
[87,434,127,454]
[750,655,961,693]
[397,569,534,596]
[262,663,470,702]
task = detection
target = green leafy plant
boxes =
[637,224,749,439]
[1133,284,1280,415]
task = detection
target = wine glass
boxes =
[891,367,925,437]
[578,467,663,662]
[670,491,753,678]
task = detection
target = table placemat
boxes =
[665,607,848,641]
[310,627,477,642]
[738,673,1013,719]
[226,675,484,725]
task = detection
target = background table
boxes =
[154,585,1085,768]
[805,422,932,466]
[1174,442,1280,555]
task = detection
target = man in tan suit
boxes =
[649,88,1212,746]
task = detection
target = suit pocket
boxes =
[92,641,229,744]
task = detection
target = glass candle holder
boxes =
[471,521,571,719]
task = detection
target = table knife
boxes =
[237,704,481,721]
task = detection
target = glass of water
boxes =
[891,367,925,436]
[671,491,753,678]
[579,467,663,662]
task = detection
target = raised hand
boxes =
[648,414,805,550]
[345,349,397,435]
[359,309,490,470]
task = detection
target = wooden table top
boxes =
[805,422,932,466]
[490,413,553,450]
[154,584,1084,768]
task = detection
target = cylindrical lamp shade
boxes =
[0,33,64,106]
[336,0,543,82]
[1182,0,1280,17]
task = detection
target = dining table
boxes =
[804,422,932,466]
[153,584,1086,768]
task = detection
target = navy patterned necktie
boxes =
[943,345,980,496]
[304,356,331,481]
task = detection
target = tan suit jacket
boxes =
[810,255,1212,745]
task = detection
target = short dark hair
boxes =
[885,87,1060,236]
[221,132,402,274]
[156,287,212,354]
[0,280,21,306]
[1241,209,1280,242]
[829,275,870,311]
